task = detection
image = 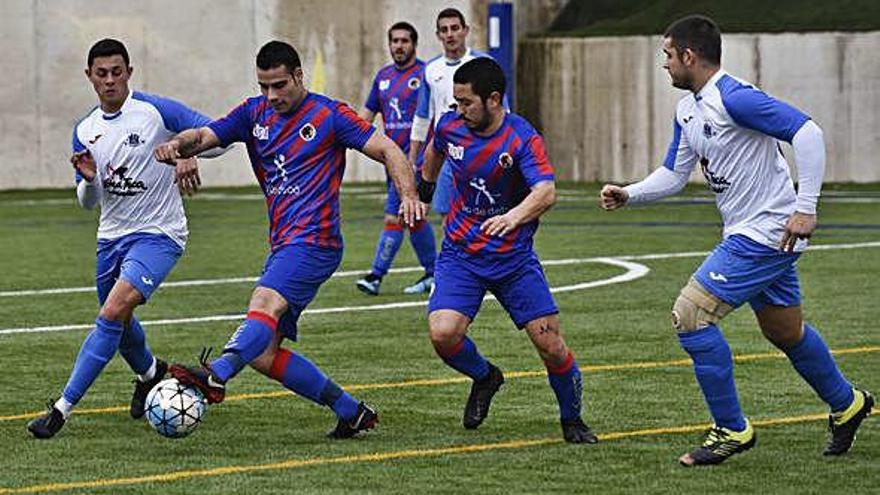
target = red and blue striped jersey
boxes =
[432,112,555,256]
[208,92,375,250]
[364,60,425,155]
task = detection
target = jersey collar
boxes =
[444,47,471,66]
[101,90,132,120]
[695,69,726,102]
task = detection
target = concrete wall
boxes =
[519,32,880,183]
[0,0,487,190]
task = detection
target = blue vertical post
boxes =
[488,2,514,111]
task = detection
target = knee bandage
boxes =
[672,278,733,331]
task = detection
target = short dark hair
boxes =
[256,40,302,73]
[87,38,129,68]
[388,21,418,44]
[454,57,505,102]
[436,8,466,29]
[664,15,721,66]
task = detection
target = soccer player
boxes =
[28,38,220,438]
[418,57,598,444]
[600,15,874,466]
[355,21,437,296]
[155,40,425,438]
[409,8,503,217]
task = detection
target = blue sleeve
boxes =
[662,118,683,171]
[207,101,252,147]
[72,126,85,154]
[415,74,431,119]
[432,115,451,153]
[133,92,211,133]
[516,133,555,186]
[334,102,376,151]
[717,77,809,143]
[364,74,381,113]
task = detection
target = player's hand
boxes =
[481,213,517,237]
[398,196,427,227]
[175,157,201,196]
[154,140,181,165]
[70,151,97,182]
[779,211,817,253]
[600,184,628,210]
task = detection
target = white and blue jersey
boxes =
[648,69,811,251]
[73,90,212,248]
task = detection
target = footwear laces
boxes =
[198,347,214,368]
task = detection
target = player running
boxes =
[355,21,437,296]
[600,15,874,466]
[28,38,221,438]
[418,57,598,444]
[155,40,425,439]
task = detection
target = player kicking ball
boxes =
[418,57,597,444]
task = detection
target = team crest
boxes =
[407,77,421,90]
[703,123,717,138]
[300,123,317,142]
[124,132,142,147]
[498,152,513,169]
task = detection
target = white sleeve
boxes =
[76,179,101,210]
[624,166,690,204]
[791,120,825,214]
[410,115,430,142]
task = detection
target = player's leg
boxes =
[403,218,437,294]
[428,249,498,429]
[751,270,873,455]
[356,182,404,295]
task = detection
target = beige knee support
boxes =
[672,278,734,332]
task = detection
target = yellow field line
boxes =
[4,345,877,422]
[2,410,875,495]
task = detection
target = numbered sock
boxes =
[370,223,404,277]
[269,348,359,420]
[678,325,747,431]
[545,351,583,421]
[118,317,154,377]
[784,324,854,412]
[61,316,124,406]
[433,336,490,381]
[211,311,277,383]
[409,220,437,275]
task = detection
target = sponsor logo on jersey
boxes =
[469,177,498,206]
[389,97,403,120]
[498,152,513,169]
[700,157,731,194]
[683,115,694,124]
[299,123,316,142]
[253,123,269,141]
[102,163,148,197]
[407,77,421,90]
[379,79,391,91]
[447,143,464,161]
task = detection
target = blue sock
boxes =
[784,324,854,412]
[434,336,490,381]
[270,348,359,420]
[546,352,583,421]
[211,311,276,383]
[62,316,124,405]
[118,317,153,375]
[370,224,404,277]
[678,325,747,431]
[409,220,436,276]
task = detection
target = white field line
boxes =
[0,258,648,335]
[1,241,877,336]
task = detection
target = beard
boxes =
[393,49,414,66]
[465,112,492,133]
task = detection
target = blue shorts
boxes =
[96,232,183,304]
[694,234,801,312]
[432,160,454,215]
[258,243,342,340]
[428,242,558,329]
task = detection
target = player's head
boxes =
[85,38,132,110]
[388,22,418,66]
[453,57,505,132]
[436,8,469,56]
[662,15,721,91]
[256,40,306,114]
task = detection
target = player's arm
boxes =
[361,132,426,226]
[417,137,444,204]
[358,108,376,123]
[601,117,696,210]
[482,180,556,237]
[779,119,825,251]
[409,75,432,165]
[155,127,222,163]
[72,151,101,210]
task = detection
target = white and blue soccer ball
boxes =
[145,378,207,438]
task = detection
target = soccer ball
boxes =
[145,378,207,438]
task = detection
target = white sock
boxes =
[137,357,157,383]
[54,397,74,419]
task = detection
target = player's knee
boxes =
[99,300,134,322]
[671,279,732,332]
